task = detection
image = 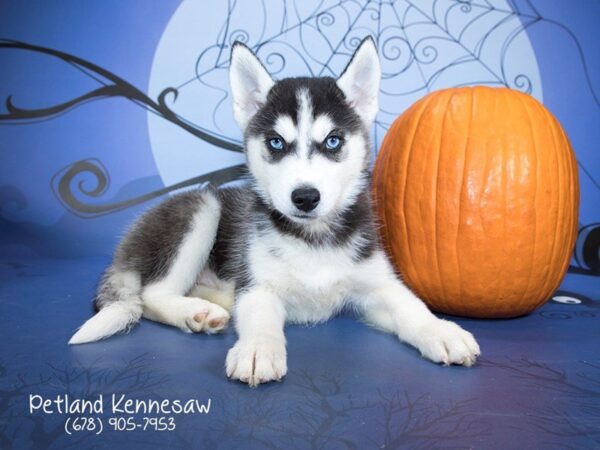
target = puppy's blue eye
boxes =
[268,137,285,151]
[325,136,341,150]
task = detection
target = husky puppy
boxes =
[70,37,480,386]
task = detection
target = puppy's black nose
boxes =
[291,187,320,212]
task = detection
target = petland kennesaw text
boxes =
[29,394,211,415]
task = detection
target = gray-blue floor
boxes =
[0,256,598,449]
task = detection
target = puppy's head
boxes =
[229,37,380,225]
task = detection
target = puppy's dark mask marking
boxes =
[246,77,363,141]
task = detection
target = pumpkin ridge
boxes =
[433,89,457,312]
[379,114,410,279]
[499,90,509,313]
[536,98,563,302]
[455,87,475,312]
[544,108,576,306]
[513,92,539,310]
[495,89,513,314]
[399,94,438,297]
[561,117,579,269]
[549,107,570,306]
[379,119,403,269]
[559,120,579,256]
[487,88,503,309]
[384,120,407,267]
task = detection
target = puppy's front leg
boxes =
[353,252,480,366]
[226,285,287,386]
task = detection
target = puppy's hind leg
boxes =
[143,293,230,334]
[188,270,236,313]
[141,190,230,334]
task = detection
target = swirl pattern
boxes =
[187,0,551,143]
[0,0,598,258]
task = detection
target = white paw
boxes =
[414,319,480,367]
[225,337,287,387]
[183,301,230,334]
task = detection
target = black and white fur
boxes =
[70,37,480,386]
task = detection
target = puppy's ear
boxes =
[229,42,274,130]
[336,36,380,126]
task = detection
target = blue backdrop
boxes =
[0,0,598,265]
[0,1,599,449]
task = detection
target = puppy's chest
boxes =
[249,237,356,321]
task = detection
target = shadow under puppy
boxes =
[70,36,480,386]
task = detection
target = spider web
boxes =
[168,0,544,150]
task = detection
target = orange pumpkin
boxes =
[372,86,579,318]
